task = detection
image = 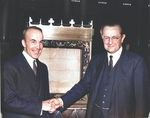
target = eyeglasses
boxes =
[102,36,122,42]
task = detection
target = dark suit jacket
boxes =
[61,50,149,118]
[2,53,53,118]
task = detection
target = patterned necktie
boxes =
[109,55,113,70]
[33,60,37,75]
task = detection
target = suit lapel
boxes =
[92,53,108,102]
[112,50,130,91]
[18,54,39,95]
[87,53,108,116]
[36,60,43,97]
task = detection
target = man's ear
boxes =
[21,39,26,47]
[121,34,126,43]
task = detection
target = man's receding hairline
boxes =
[100,24,122,35]
[23,26,43,40]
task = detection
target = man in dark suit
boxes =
[2,26,55,118]
[49,23,149,118]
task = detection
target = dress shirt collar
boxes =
[107,47,123,67]
[22,51,37,69]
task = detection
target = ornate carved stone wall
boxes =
[29,17,94,117]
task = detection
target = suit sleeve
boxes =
[2,63,42,116]
[61,57,95,109]
[134,57,149,117]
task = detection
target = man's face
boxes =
[102,26,125,54]
[22,29,43,59]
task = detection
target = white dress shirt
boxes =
[107,47,123,67]
[22,51,42,115]
[22,51,37,69]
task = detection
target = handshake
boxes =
[42,98,63,113]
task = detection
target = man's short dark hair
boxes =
[100,23,123,36]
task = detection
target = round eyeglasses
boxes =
[102,36,122,42]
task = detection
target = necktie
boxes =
[33,60,37,75]
[109,55,113,70]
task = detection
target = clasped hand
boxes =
[42,98,63,113]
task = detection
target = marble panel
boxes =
[39,48,81,93]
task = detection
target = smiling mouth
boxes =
[33,50,39,55]
[108,46,113,48]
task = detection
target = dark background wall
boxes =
[1,0,150,71]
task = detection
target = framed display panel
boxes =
[29,17,94,108]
